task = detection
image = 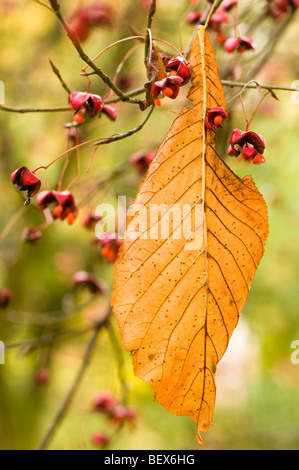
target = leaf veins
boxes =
[112,26,269,445]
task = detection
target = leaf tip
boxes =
[196,432,204,446]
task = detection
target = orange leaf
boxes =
[112,26,269,444]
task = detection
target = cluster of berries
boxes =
[69,91,117,125]
[93,232,122,263]
[73,270,107,294]
[227,129,266,164]
[205,107,267,165]
[267,0,299,18]
[67,3,116,43]
[10,88,117,228]
[11,168,78,225]
[10,164,123,261]
[81,215,122,263]
[37,190,78,226]
[151,56,191,106]
[130,151,155,174]
[90,392,137,447]
[188,0,256,54]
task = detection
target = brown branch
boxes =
[77,160,130,208]
[5,324,95,352]
[144,0,157,68]
[50,2,142,106]
[91,103,155,147]
[0,206,29,246]
[222,80,299,97]
[33,0,54,12]
[105,86,146,104]
[36,308,111,450]
[244,12,295,83]
[2,74,298,119]
[49,59,72,95]
[204,0,225,28]
[185,0,225,55]
[33,103,154,173]
[0,104,69,113]
[0,87,147,115]
[106,318,129,406]
[4,297,101,327]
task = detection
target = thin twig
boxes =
[80,36,144,75]
[222,79,298,96]
[36,311,111,450]
[2,76,298,118]
[5,324,96,352]
[49,59,72,95]
[92,103,155,147]
[243,11,295,83]
[185,0,224,55]
[104,86,146,103]
[50,3,142,105]
[204,0,225,29]
[33,0,54,12]
[33,103,154,173]
[85,106,154,172]
[0,87,147,115]
[106,318,129,406]
[0,104,69,113]
[77,161,130,208]
[105,43,143,102]
[239,95,249,131]
[0,206,29,247]
[144,0,157,68]
[4,296,100,326]
[248,91,270,128]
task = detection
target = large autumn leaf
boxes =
[112,26,269,444]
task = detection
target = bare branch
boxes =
[0,104,69,113]
[49,59,72,95]
[92,104,155,147]
[50,2,143,106]
[222,80,298,97]
[144,0,157,68]
[36,307,111,450]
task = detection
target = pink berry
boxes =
[35,368,50,384]
[91,431,109,447]
[91,392,117,412]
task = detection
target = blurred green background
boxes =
[1,0,299,450]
